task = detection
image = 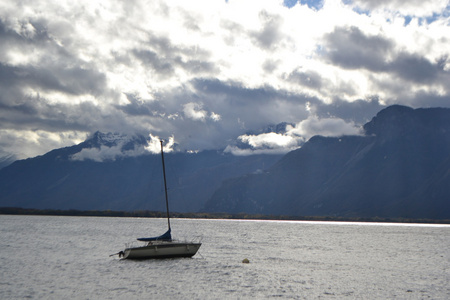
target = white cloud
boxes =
[145,134,175,154]
[226,113,361,155]
[71,145,123,162]
[70,143,151,162]
[69,132,177,161]
[240,132,299,149]
[224,144,297,156]
[183,102,208,122]
[183,102,221,122]
[71,134,152,162]
[289,115,362,140]
[210,112,222,122]
[349,0,449,18]
[225,131,301,155]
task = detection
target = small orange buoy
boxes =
[242,258,250,264]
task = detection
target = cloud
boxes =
[289,115,362,140]
[0,129,87,160]
[183,102,208,122]
[69,132,179,162]
[323,26,446,84]
[145,134,175,153]
[240,132,296,148]
[229,130,302,155]
[250,10,284,50]
[322,24,450,104]
[224,131,301,156]
[323,26,393,72]
[71,144,151,162]
[180,102,222,123]
[225,112,361,156]
[71,133,158,162]
[0,0,449,159]
[71,145,128,162]
[349,0,449,17]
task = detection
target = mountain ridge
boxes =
[0,134,282,212]
[204,105,450,219]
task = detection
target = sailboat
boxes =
[116,140,201,259]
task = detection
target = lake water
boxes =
[0,215,449,299]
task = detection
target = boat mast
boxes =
[160,140,171,230]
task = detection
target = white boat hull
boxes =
[123,242,201,259]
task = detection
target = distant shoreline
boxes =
[1,207,449,224]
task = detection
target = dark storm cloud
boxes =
[133,49,175,78]
[0,62,107,105]
[174,57,216,75]
[0,18,80,68]
[390,53,440,83]
[118,93,169,117]
[191,78,282,104]
[189,78,385,135]
[0,18,48,48]
[324,26,393,71]
[0,18,107,99]
[0,86,112,132]
[40,65,105,96]
[324,26,448,84]
[0,59,110,135]
[285,69,361,103]
[190,78,384,128]
[1,102,87,132]
[315,98,385,124]
[190,78,316,126]
[0,17,116,138]
[407,91,450,108]
[286,69,325,90]
[132,34,216,78]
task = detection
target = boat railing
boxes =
[125,239,171,248]
[125,241,146,248]
[173,235,203,244]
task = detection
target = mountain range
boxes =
[204,105,450,219]
[0,132,281,212]
[0,105,449,219]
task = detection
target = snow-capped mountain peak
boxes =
[71,131,150,162]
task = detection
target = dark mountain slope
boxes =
[204,105,450,219]
[0,133,281,212]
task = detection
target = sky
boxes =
[0,0,449,160]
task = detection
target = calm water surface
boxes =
[0,215,449,299]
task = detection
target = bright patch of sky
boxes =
[299,0,324,10]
